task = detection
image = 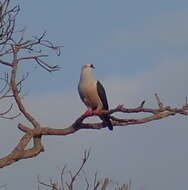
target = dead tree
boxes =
[37,150,132,190]
[0,0,187,169]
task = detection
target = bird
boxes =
[78,64,113,131]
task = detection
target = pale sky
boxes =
[0,1,188,189]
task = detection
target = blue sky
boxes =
[0,0,188,189]
[15,0,188,93]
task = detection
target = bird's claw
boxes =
[83,110,92,116]
[91,109,99,115]
[83,109,99,116]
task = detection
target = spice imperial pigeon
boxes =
[78,64,113,131]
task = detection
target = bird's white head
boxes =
[80,64,95,81]
[82,64,95,71]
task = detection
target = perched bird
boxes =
[78,64,113,130]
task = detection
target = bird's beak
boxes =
[91,64,95,69]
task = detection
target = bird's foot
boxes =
[91,109,99,115]
[83,109,92,116]
[83,109,100,116]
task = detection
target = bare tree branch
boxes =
[38,176,60,190]
[0,91,187,169]
[60,166,67,190]
[68,149,91,190]
[37,151,132,190]
[93,172,100,190]
[0,103,21,119]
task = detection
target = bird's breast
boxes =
[78,81,102,109]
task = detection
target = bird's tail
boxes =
[100,114,113,131]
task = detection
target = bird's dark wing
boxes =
[97,81,109,110]
[97,81,113,130]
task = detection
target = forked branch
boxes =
[37,150,132,190]
[0,89,187,169]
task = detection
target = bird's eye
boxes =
[90,64,95,68]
